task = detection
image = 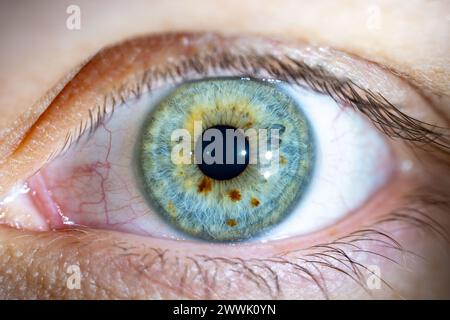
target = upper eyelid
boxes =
[0,34,436,153]
[0,33,448,195]
[47,42,450,158]
[0,32,443,153]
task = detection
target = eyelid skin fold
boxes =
[0,61,86,163]
[0,32,445,198]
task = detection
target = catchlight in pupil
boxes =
[140,78,315,241]
[197,125,250,181]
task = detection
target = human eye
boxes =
[0,33,448,299]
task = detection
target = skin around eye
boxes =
[0,31,448,299]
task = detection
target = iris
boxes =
[139,78,315,241]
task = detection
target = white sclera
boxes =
[259,86,393,240]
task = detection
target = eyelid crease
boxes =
[0,33,448,196]
[0,60,88,164]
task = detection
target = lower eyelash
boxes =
[93,191,447,300]
[1,191,444,299]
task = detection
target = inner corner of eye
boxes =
[0,77,394,242]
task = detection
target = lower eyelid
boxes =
[0,182,449,299]
[0,229,412,299]
[0,226,350,299]
[1,186,446,299]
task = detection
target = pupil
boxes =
[197,125,249,180]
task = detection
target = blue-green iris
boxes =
[139,78,314,241]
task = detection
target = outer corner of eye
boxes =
[0,34,402,246]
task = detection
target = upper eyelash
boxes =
[55,49,450,163]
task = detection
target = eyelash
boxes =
[72,190,444,299]
[54,49,449,162]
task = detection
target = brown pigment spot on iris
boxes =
[226,219,237,227]
[251,198,260,207]
[198,177,212,194]
[280,155,287,165]
[167,201,176,216]
[228,189,242,202]
[243,122,253,129]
